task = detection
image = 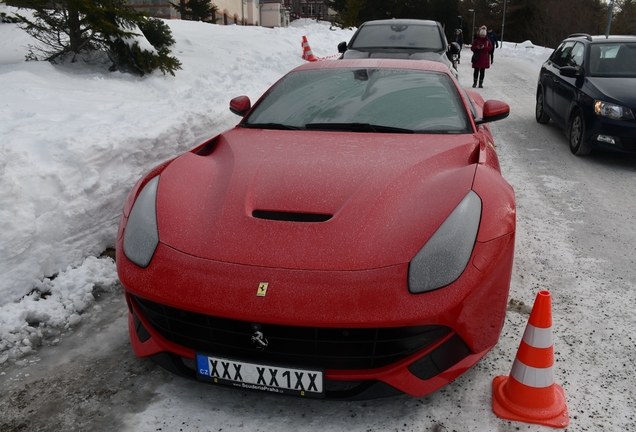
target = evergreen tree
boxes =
[529,0,605,47]
[460,0,605,47]
[613,0,636,35]
[1,11,20,23]
[171,0,219,23]
[12,0,182,76]
[328,0,460,30]
[332,0,366,28]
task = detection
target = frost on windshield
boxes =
[246,68,471,134]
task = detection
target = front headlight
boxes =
[408,191,481,294]
[123,176,160,268]
[594,100,635,120]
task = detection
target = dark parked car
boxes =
[535,34,636,155]
[338,19,460,77]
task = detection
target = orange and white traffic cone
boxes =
[492,290,569,428]
[301,36,317,62]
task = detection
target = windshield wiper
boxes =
[243,123,300,130]
[304,123,415,133]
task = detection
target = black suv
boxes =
[535,34,636,155]
[337,19,460,77]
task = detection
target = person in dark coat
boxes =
[471,25,493,88]
[487,28,499,64]
[453,29,464,64]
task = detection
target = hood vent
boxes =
[252,210,332,223]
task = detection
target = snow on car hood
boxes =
[155,128,479,270]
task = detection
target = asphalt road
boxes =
[2,52,635,431]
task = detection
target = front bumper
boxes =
[585,112,636,153]
[117,232,514,398]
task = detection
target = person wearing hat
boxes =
[470,25,493,88]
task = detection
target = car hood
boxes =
[155,128,480,270]
[587,77,636,108]
[342,50,457,77]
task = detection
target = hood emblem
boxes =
[257,282,268,297]
[251,330,269,350]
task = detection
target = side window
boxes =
[551,42,575,67]
[550,42,568,65]
[568,42,585,68]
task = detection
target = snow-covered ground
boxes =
[3,3,636,430]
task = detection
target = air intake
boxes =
[252,210,332,222]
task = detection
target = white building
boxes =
[260,0,290,28]
[128,0,290,27]
[212,0,257,25]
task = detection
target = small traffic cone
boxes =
[492,290,569,428]
[301,36,317,62]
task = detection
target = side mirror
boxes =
[449,42,460,55]
[475,100,510,124]
[338,41,347,53]
[560,66,579,77]
[230,96,251,117]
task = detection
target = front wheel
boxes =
[569,111,592,156]
[535,90,550,124]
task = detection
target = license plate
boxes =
[195,354,325,398]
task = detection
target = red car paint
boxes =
[116,59,515,398]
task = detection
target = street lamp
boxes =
[501,0,507,48]
[468,9,476,44]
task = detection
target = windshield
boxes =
[243,68,471,134]
[350,23,444,51]
[588,43,636,77]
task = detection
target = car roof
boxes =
[361,19,440,27]
[291,59,452,75]
[565,34,636,44]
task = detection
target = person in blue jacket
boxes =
[487,28,499,64]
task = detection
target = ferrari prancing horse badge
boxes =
[257,282,268,297]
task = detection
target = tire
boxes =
[569,110,592,156]
[535,90,550,124]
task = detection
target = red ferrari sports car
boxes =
[116,59,515,400]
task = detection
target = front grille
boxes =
[132,295,450,370]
